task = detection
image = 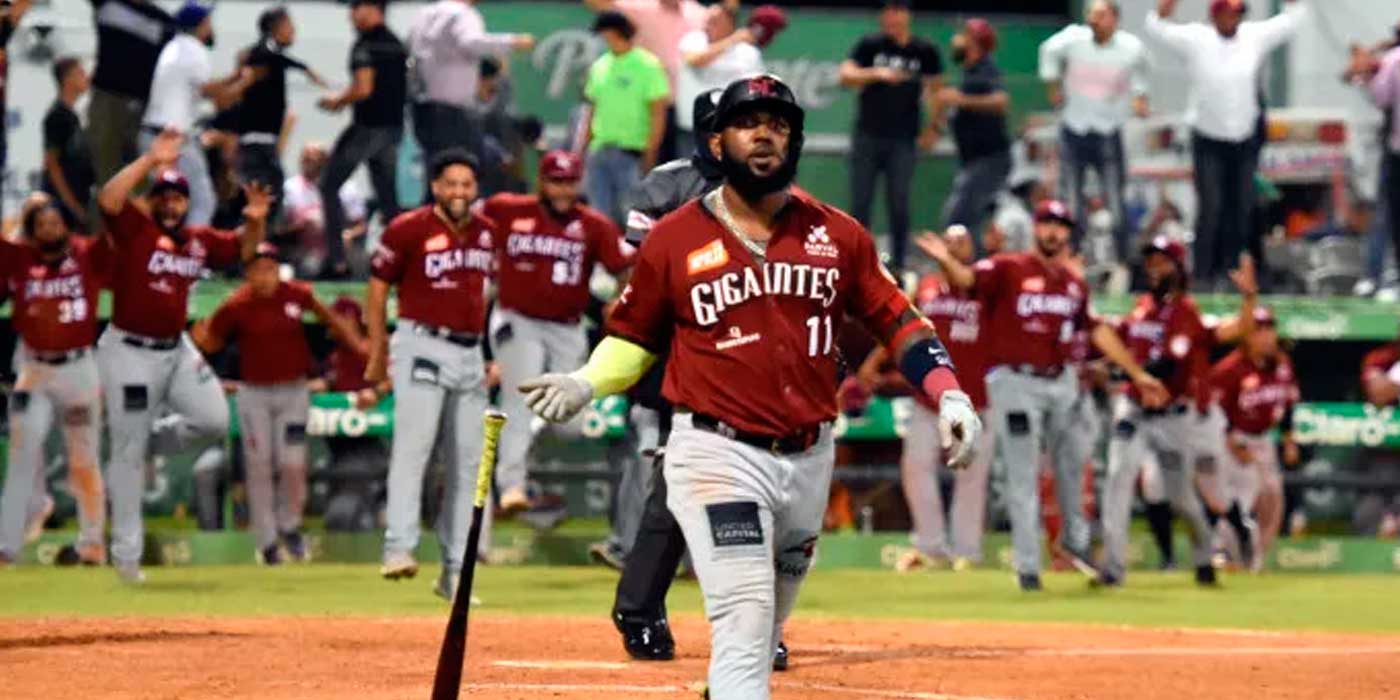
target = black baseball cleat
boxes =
[772,641,789,671]
[1018,573,1043,592]
[258,545,283,566]
[613,613,675,661]
[1195,564,1219,587]
[282,531,310,563]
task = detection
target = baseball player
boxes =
[480,149,635,515]
[605,89,725,663]
[0,201,108,567]
[96,128,271,583]
[191,243,359,565]
[858,224,993,572]
[917,200,1167,592]
[1205,307,1299,572]
[364,149,497,601]
[1094,237,1257,587]
[519,74,980,700]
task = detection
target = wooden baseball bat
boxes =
[430,409,507,700]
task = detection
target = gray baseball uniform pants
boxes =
[664,413,833,700]
[383,322,491,570]
[1100,395,1214,581]
[1,348,105,560]
[606,404,663,556]
[492,308,589,494]
[902,402,993,562]
[985,366,1093,575]
[98,328,230,567]
[236,382,311,550]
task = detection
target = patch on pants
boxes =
[1195,453,1217,475]
[1114,419,1137,439]
[1006,411,1030,436]
[122,385,149,412]
[410,358,441,385]
[775,532,819,578]
[10,391,30,413]
[706,501,763,548]
[285,423,308,444]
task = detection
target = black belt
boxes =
[122,334,180,351]
[1143,403,1190,418]
[1003,364,1065,379]
[31,347,91,365]
[411,323,480,348]
[687,411,823,456]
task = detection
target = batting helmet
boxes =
[1141,235,1189,275]
[747,5,788,48]
[150,170,191,197]
[539,149,584,181]
[1033,199,1076,228]
[713,74,805,136]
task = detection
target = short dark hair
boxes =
[350,0,387,11]
[258,6,290,35]
[430,148,479,181]
[480,56,501,80]
[592,11,635,40]
[52,56,81,86]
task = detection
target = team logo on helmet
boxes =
[747,75,778,97]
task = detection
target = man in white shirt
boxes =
[1040,0,1149,261]
[408,0,533,199]
[139,2,253,226]
[1144,0,1305,286]
[675,5,762,155]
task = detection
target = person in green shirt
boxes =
[582,11,671,226]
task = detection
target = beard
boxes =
[438,197,471,222]
[1034,238,1064,258]
[155,209,188,236]
[1148,271,1179,298]
[719,141,798,201]
[37,237,68,256]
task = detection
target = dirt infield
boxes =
[4,615,1398,700]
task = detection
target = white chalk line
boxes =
[463,680,1010,700]
[777,681,1015,700]
[493,660,631,670]
[1013,645,1400,658]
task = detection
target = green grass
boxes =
[3,565,1398,634]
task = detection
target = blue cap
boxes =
[175,2,211,30]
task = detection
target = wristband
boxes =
[898,336,958,403]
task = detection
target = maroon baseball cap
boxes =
[1210,0,1248,16]
[539,150,584,181]
[1033,199,1075,228]
[1141,235,1189,273]
[964,18,998,54]
[747,5,788,48]
[150,169,190,197]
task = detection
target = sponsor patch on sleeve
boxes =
[686,239,729,276]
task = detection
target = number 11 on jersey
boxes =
[806,314,833,357]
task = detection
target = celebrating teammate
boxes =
[96,128,271,583]
[364,149,496,601]
[917,200,1166,592]
[192,243,360,565]
[1095,238,1257,587]
[1206,307,1299,572]
[480,149,635,516]
[0,200,108,567]
[519,74,980,700]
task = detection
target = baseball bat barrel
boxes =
[430,409,508,700]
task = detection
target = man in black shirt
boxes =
[317,0,407,278]
[238,7,325,225]
[935,17,1012,238]
[0,0,31,219]
[87,0,174,185]
[838,0,942,275]
[42,57,97,233]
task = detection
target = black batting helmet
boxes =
[713,74,805,136]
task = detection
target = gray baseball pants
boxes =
[236,382,311,550]
[902,401,993,562]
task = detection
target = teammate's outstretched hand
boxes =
[241,182,275,222]
[1228,253,1258,297]
[519,373,594,423]
[937,390,981,469]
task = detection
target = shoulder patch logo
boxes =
[687,238,729,276]
[804,225,838,259]
[425,234,450,252]
[1022,276,1045,292]
[511,217,536,233]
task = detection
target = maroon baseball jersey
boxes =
[972,252,1092,371]
[1361,343,1400,397]
[482,193,635,323]
[607,192,916,437]
[1209,349,1299,434]
[207,281,316,385]
[0,237,106,353]
[104,201,242,338]
[1116,293,1212,404]
[370,206,496,334]
[326,345,371,392]
[915,274,986,410]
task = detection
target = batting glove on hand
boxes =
[518,373,594,423]
[938,390,981,469]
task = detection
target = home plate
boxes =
[492,660,631,670]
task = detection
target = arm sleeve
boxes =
[623,173,667,245]
[646,59,671,102]
[1143,10,1197,55]
[42,110,66,152]
[205,295,241,343]
[1371,50,1400,108]
[280,52,311,73]
[1254,2,1307,53]
[1130,38,1151,95]
[1038,26,1072,82]
[369,220,410,283]
[604,234,672,353]
[969,256,1006,303]
[102,201,149,244]
[350,40,374,70]
[848,36,875,66]
[197,228,244,268]
[922,43,942,77]
[583,62,601,102]
[452,7,518,56]
[574,335,659,397]
[593,216,637,275]
[846,219,915,342]
[678,30,707,56]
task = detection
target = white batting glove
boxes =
[937,390,981,469]
[518,373,594,423]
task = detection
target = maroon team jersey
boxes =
[104,201,242,338]
[915,274,986,410]
[370,206,496,334]
[972,252,1091,371]
[327,346,370,392]
[0,237,106,353]
[1117,293,1212,404]
[207,281,317,385]
[1210,349,1299,434]
[482,193,635,323]
[607,192,915,437]
[1361,344,1400,395]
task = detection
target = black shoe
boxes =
[1062,545,1102,579]
[772,641,789,671]
[54,544,82,567]
[1018,573,1042,591]
[1195,565,1219,587]
[1091,571,1123,589]
[259,545,283,566]
[282,531,309,563]
[613,613,675,661]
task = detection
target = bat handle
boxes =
[475,410,508,509]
